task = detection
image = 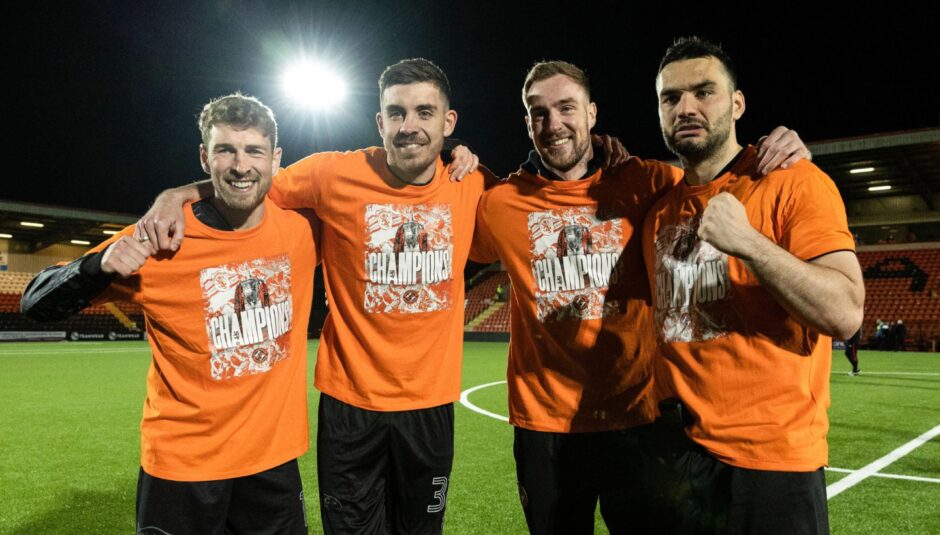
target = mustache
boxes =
[393,134,427,145]
[222,169,261,181]
[674,119,708,130]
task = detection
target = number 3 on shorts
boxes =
[427,476,449,513]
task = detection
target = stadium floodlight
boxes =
[102,230,119,235]
[70,240,91,245]
[20,221,44,228]
[868,185,891,191]
[0,233,12,239]
[850,167,875,174]
[282,60,347,111]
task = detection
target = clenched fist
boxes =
[697,192,760,259]
[100,235,152,278]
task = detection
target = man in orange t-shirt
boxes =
[21,94,316,533]
[642,37,864,533]
[472,61,809,535]
[141,59,484,534]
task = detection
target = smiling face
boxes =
[656,56,744,163]
[376,81,457,185]
[199,123,281,225]
[525,74,596,180]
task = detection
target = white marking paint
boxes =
[826,424,940,499]
[459,380,508,422]
[832,371,940,377]
[826,467,940,484]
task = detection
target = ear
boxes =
[443,109,458,137]
[376,112,384,137]
[199,144,210,175]
[525,114,534,141]
[732,89,745,121]
[588,102,597,130]
[271,147,283,176]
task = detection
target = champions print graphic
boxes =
[653,216,732,342]
[363,203,454,314]
[201,255,294,380]
[528,207,623,322]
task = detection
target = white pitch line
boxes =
[832,371,940,377]
[459,380,509,422]
[827,424,940,499]
[826,467,940,484]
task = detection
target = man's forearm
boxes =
[162,179,213,203]
[20,253,115,322]
[738,236,864,339]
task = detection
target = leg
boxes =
[135,467,231,535]
[848,345,859,373]
[386,403,454,535]
[317,393,390,535]
[726,467,829,535]
[514,427,598,535]
[226,459,308,534]
[597,426,660,535]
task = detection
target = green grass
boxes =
[0,343,937,534]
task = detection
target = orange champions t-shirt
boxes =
[472,157,681,432]
[91,199,317,481]
[269,147,485,411]
[642,146,855,471]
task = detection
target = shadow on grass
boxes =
[9,488,133,534]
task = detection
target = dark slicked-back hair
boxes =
[198,92,278,149]
[378,58,451,106]
[658,36,738,90]
[522,60,591,106]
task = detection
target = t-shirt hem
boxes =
[140,442,308,482]
[510,414,655,433]
[316,383,459,412]
[702,446,827,472]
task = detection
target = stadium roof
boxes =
[811,128,940,209]
[0,200,137,253]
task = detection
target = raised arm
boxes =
[697,192,864,339]
[21,233,151,321]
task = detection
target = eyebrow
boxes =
[384,103,439,113]
[212,143,268,152]
[527,97,578,111]
[659,80,718,96]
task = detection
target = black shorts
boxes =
[317,393,454,535]
[650,403,830,535]
[513,425,660,535]
[135,459,307,535]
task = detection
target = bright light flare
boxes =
[282,60,347,110]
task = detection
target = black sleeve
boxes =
[20,251,117,322]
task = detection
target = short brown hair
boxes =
[522,61,591,106]
[378,58,451,106]
[198,92,278,149]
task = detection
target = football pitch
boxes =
[1,341,937,534]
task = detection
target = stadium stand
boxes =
[858,245,940,351]
[464,270,508,325]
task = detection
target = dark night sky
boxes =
[9,1,939,215]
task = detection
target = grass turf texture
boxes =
[0,342,936,534]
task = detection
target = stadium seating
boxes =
[858,248,940,350]
[464,271,510,326]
